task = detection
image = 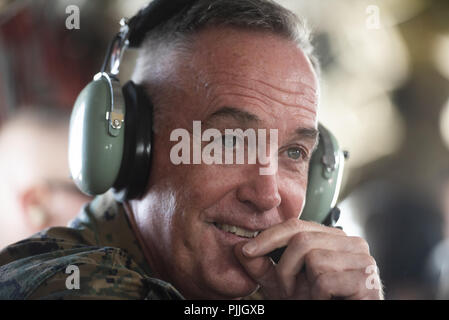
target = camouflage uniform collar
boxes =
[77,191,153,277]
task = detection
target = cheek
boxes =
[150,132,229,209]
[188,167,238,213]
[279,175,307,219]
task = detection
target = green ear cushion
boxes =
[300,124,345,224]
[68,76,125,195]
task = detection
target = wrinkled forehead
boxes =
[175,27,319,126]
[187,27,319,99]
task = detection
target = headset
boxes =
[68,0,347,262]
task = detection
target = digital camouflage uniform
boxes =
[0,192,184,299]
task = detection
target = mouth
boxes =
[212,222,260,239]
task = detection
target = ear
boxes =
[18,184,51,231]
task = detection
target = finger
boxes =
[277,234,371,296]
[303,249,377,285]
[234,242,279,295]
[309,269,382,300]
[289,272,311,300]
[242,218,345,258]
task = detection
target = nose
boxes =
[236,169,281,213]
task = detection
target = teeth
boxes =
[214,223,260,238]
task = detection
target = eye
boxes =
[286,147,305,160]
[222,135,238,149]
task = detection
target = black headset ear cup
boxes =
[113,81,153,202]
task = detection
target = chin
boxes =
[200,264,259,299]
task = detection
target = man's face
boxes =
[130,27,319,299]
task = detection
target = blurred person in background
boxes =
[0,107,91,248]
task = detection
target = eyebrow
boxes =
[204,106,261,127]
[205,106,319,149]
[293,127,320,150]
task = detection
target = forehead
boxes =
[190,27,317,86]
[172,26,319,128]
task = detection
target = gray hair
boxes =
[132,0,320,132]
[132,0,320,80]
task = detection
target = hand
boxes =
[234,218,383,300]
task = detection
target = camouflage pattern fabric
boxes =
[0,192,184,300]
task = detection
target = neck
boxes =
[123,201,165,280]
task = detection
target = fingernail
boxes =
[243,242,257,256]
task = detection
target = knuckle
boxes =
[365,255,377,268]
[359,270,370,286]
[305,249,328,278]
[290,232,311,248]
[294,231,308,243]
[349,271,369,296]
[304,251,316,270]
[305,248,326,267]
[334,227,347,236]
[314,273,330,294]
[351,236,370,253]
[286,217,302,230]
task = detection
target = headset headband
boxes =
[128,0,197,47]
[101,0,197,75]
